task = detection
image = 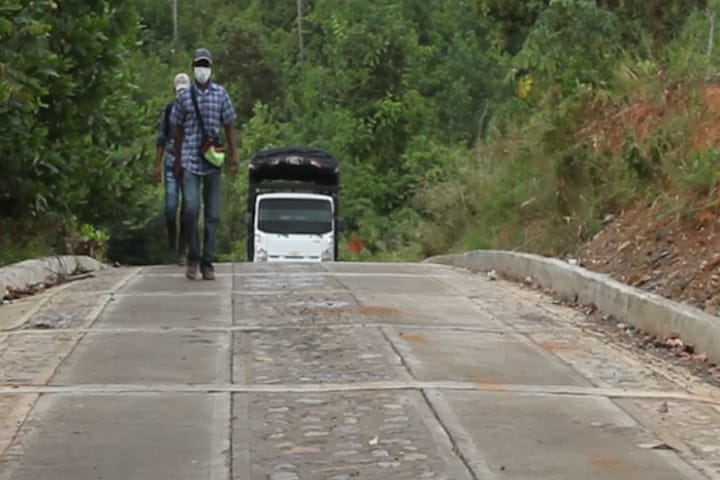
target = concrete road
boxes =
[1,262,719,479]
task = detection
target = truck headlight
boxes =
[321,244,333,261]
[255,247,268,262]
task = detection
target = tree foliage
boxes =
[1,0,715,263]
[1,0,146,224]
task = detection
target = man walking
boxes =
[172,48,238,280]
[155,72,191,264]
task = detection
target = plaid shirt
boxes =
[171,82,237,176]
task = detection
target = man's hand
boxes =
[154,165,163,183]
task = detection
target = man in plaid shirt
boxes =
[172,48,238,280]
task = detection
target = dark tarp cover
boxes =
[249,146,339,185]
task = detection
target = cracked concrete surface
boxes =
[1,262,719,479]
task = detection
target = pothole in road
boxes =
[398,332,429,343]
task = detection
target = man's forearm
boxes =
[155,146,165,168]
[225,124,237,156]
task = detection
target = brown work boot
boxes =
[185,262,198,280]
[201,266,215,281]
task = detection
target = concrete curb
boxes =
[0,256,106,300]
[425,250,720,363]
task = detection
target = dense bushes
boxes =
[2,0,717,264]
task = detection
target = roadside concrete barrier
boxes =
[426,250,720,363]
[0,256,106,300]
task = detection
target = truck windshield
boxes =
[257,198,333,235]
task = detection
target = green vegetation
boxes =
[2,0,720,265]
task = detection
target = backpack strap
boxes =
[163,103,173,142]
[190,86,207,140]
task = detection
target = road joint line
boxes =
[2,324,534,337]
[144,272,457,278]
[1,382,718,405]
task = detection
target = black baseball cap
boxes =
[193,48,213,65]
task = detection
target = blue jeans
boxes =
[164,163,185,254]
[182,169,221,269]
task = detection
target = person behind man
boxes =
[155,72,191,264]
[172,48,238,280]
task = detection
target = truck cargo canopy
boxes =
[249,146,339,185]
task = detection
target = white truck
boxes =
[245,146,343,262]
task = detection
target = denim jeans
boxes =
[164,163,185,254]
[182,168,221,269]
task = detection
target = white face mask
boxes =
[194,67,211,84]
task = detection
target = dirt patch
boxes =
[398,332,429,344]
[574,81,720,314]
[577,202,720,314]
[695,83,720,149]
[539,341,574,353]
[590,454,639,477]
[471,380,508,392]
[578,82,720,155]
